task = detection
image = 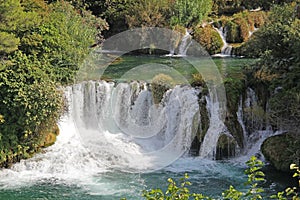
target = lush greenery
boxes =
[74,0,212,37]
[0,0,106,167]
[212,0,294,15]
[127,156,300,200]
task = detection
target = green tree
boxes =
[126,0,172,28]
[171,0,213,28]
[0,0,23,55]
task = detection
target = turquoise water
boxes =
[0,158,291,200]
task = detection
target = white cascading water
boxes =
[237,97,247,149]
[0,81,202,186]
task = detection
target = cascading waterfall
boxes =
[68,81,203,172]
[237,97,247,149]
[233,88,280,163]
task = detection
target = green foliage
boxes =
[98,0,212,36]
[126,0,171,28]
[0,32,20,54]
[0,51,64,167]
[270,164,300,199]
[243,2,300,132]
[244,3,299,59]
[142,173,212,200]
[212,0,294,15]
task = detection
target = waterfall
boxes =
[213,27,233,57]
[0,80,285,185]
[69,81,203,172]
[237,97,247,149]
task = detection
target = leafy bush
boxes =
[0,52,64,167]
[170,0,213,28]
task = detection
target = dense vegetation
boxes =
[0,0,106,167]
[243,2,300,132]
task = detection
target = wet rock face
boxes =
[190,136,201,156]
[216,134,237,160]
[261,133,300,172]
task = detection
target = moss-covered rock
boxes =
[224,78,246,148]
[151,74,174,104]
[0,124,60,168]
[198,95,210,142]
[38,124,60,148]
[261,133,300,172]
[193,25,223,55]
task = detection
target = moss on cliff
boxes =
[224,77,246,148]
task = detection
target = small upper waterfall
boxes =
[214,27,233,56]
[167,28,192,57]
